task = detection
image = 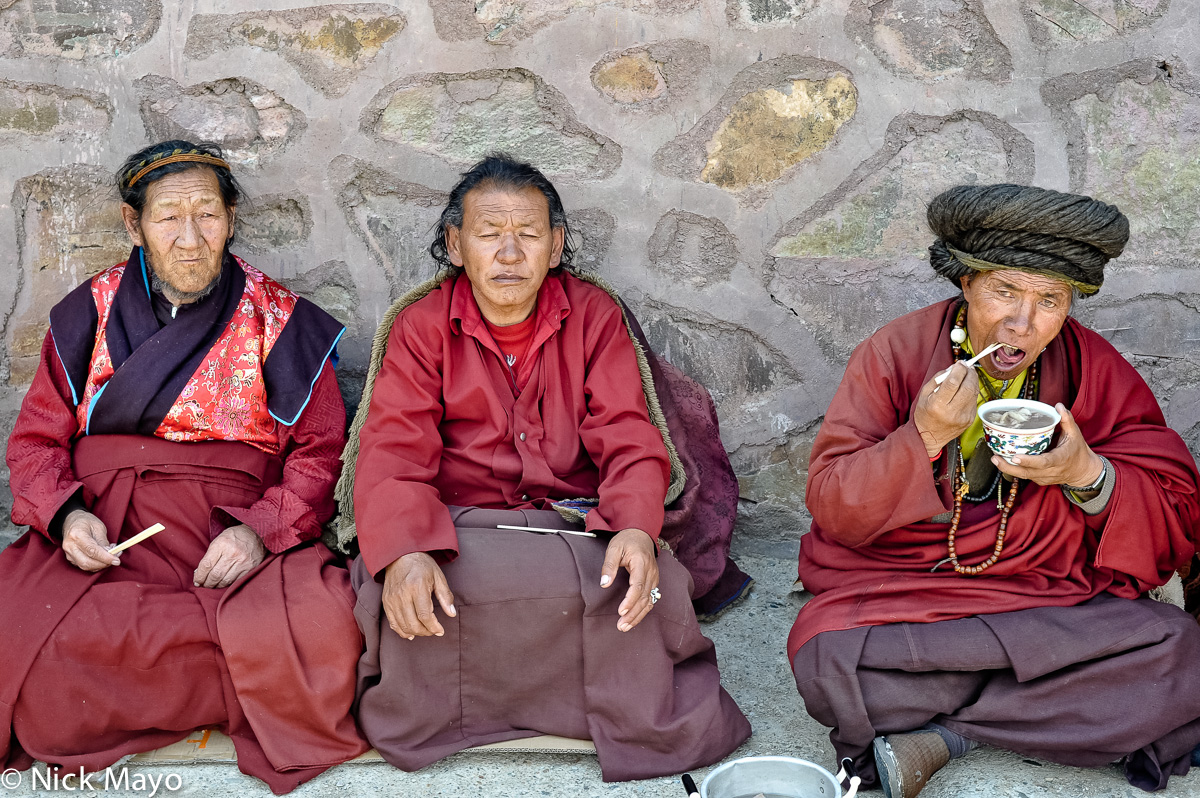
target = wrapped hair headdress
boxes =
[927,184,1129,296]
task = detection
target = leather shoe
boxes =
[873,731,951,798]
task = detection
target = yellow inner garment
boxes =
[959,337,1027,461]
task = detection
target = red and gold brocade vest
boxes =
[75,256,296,453]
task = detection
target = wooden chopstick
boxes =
[108,523,165,555]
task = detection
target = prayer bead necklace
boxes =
[942,304,1038,576]
[947,448,1019,574]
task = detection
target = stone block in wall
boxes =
[284,260,359,333]
[335,156,448,298]
[845,0,1012,81]
[236,196,312,254]
[0,80,111,139]
[639,302,805,440]
[429,0,695,43]
[186,5,406,98]
[1072,288,1200,363]
[655,56,857,203]
[0,0,160,59]
[566,208,615,274]
[734,426,817,540]
[1023,0,1169,45]
[590,41,710,110]
[1137,355,1200,457]
[363,69,621,180]
[725,0,814,28]
[647,211,738,288]
[1043,60,1200,266]
[8,166,127,385]
[767,111,1034,361]
[135,76,305,168]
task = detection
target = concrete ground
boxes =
[3,537,1199,797]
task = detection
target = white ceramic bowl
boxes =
[978,399,1060,464]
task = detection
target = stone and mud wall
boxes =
[1,0,1198,551]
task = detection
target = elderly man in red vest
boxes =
[1,140,366,794]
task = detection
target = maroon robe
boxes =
[788,299,1200,790]
[2,335,367,794]
[351,273,751,778]
[790,299,1200,658]
[353,508,751,781]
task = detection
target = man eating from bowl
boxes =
[787,184,1200,797]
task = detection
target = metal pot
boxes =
[699,755,860,798]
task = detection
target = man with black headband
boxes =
[0,140,367,792]
[788,184,1200,797]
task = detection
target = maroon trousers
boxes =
[352,507,751,781]
[793,594,1200,792]
[0,436,366,794]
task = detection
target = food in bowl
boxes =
[982,406,1058,431]
[978,399,1061,463]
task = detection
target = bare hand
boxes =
[382,552,457,639]
[600,528,659,632]
[914,362,980,458]
[994,403,1104,489]
[62,509,119,572]
[193,524,266,588]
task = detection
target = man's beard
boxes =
[151,267,221,305]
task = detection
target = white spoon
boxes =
[934,341,1005,386]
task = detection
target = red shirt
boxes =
[484,313,537,393]
[353,271,671,576]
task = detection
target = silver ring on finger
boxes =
[649,587,661,606]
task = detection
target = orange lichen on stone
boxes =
[701,75,857,190]
[593,52,666,104]
[239,14,402,65]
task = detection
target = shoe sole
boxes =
[873,736,901,798]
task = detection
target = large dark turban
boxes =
[927,184,1130,295]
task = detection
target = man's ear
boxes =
[446,226,464,267]
[226,204,236,241]
[120,203,144,247]
[549,226,564,269]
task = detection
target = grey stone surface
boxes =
[186,5,406,98]
[429,0,698,43]
[237,195,312,254]
[136,76,306,168]
[362,69,622,180]
[335,156,448,298]
[0,0,160,59]
[7,165,126,386]
[1044,60,1200,266]
[0,80,111,138]
[845,0,1013,81]
[727,0,814,27]
[283,259,370,416]
[1023,0,1171,45]
[647,210,738,287]
[565,207,616,273]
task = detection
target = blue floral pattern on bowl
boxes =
[978,399,1060,464]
